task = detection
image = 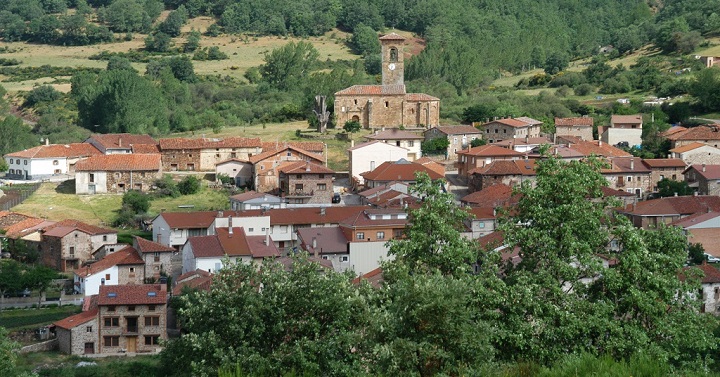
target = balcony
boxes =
[124,326,138,334]
[284,190,314,198]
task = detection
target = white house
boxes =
[600,114,643,147]
[4,142,101,180]
[347,140,408,188]
[229,191,286,211]
[73,246,145,296]
[215,158,253,187]
[364,129,424,161]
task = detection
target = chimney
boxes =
[228,216,233,234]
[265,228,270,246]
[674,192,678,197]
[312,237,317,249]
[525,135,529,143]
[630,158,634,170]
[160,282,167,292]
[598,140,602,146]
[218,210,224,218]
[118,138,122,147]
[703,163,706,172]
[45,138,49,146]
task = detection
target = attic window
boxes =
[107,292,117,298]
[147,292,157,297]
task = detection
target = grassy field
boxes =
[0,306,81,332]
[16,352,161,376]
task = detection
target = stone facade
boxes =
[252,148,324,193]
[57,318,98,355]
[671,144,720,165]
[279,169,334,204]
[76,170,162,194]
[42,229,117,272]
[99,304,166,354]
[142,252,173,280]
[116,264,146,285]
[479,120,542,143]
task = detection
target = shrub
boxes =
[573,83,595,96]
[343,120,361,133]
[122,190,150,214]
[24,85,62,108]
[154,175,180,198]
[178,176,201,195]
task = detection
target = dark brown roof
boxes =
[600,186,635,197]
[335,85,406,96]
[158,137,262,150]
[620,195,720,216]
[642,158,686,168]
[229,190,266,201]
[611,114,643,125]
[555,117,594,126]
[173,273,212,295]
[472,160,537,176]
[75,154,161,171]
[298,227,348,254]
[602,157,651,174]
[88,134,157,150]
[430,125,483,135]
[155,211,220,229]
[75,246,144,277]
[134,236,174,253]
[457,145,523,157]
[98,284,167,306]
[278,161,335,174]
[188,228,280,259]
[361,159,444,182]
[54,307,98,330]
[688,164,720,180]
[248,145,323,164]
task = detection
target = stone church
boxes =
[334,33,440,129]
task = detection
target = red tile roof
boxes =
[361,159,444,182]
[278,161,335,174]
[134,236,174,253]
[98,284,167,306]
[248,145,323,164]
[669,142,708,153]
[515,117,543,126]
[158,137,262,150]
[88,134,157,150]
[602,157,651,174]
[669,125,720,141]
[187,227,279,258]
[620,195,720,216]
[131,144,160,154]
[6,143,101,159]
[335,85,406,96]
[472,160,537,176]
[457,145,523,157]
[260,141,324,153]
[413,157,445,176]
[340,209,408,229]
[379,33,406,41]
[688,164,720,180]
[42,219,115,238]
[671,211,720,228]
[661,126,687,137]
[431,125,483,135]
[352,267,384,288]
[0,211,32,229]
[186,235,224,258]
[229,190,266,202]
[347,140,406,152]
[642,158,686,168]
[365,129,423,140]
[685,263,720,284]
[75,246,144,277]
[173,273,212,295]
[600,186,635,197]
[75,154,161,171]
[566,140,632,158]
[3,217,50,239]
[466,206,496,219]
[611,114,643,125]
[54,307,98,330]
[554,117,594,126]
[461,184,517,207]
[405,93,440,101]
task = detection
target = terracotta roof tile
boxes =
[278,161,335,174]
[515,117,543,126]
[98,284,167,306]
[187,235,224,258]
[131,144,160,154]
[0,212,32,229]
[473,160,537,176]
[173,274,212,295]
[43,219,115,237]
[6,143,101,159]
[413,157,445,176]
[176,269,211,284]
[688,164,720,180]
[361,159,444,182]
[134,236,174,253]
[431,125,483,135]
[688,228,720,257]
[620,195,720,216]
[642,158,686,168]
[566,140,632,158]
[602,157,651,174]
[352,267,384,288]
[347,140,407,152]
[682,263,720,284]
[661,126,687,137]
[670,126,720,141]
[335,84,406,96]
[554,117,594,126]
[158,137,262,150]
[671,211,720,228]
[249,145,323,164]
[379,33,406,40]
[669,142,708,153]
[340,209,408,229]
[54,307,98,330]
[229,190,266,202]
[611,114,643,125]
[457,145,523,157]
[75,246,144,277]
[4,218,54,239]
[365,129,423,140]
[461,184,517,207]
[600,186,635,197]
[75,154,161,171]
[88,134,157,150]
[155,211,220,229]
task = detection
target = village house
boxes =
[41,220,118,272]
[1,217,55,256]
[74,154,162,194]
[297,227,351,271]
[358,182,414,208]
[685,164,720,196]
[456,145,524,177]
[672,211,720,260]
[642,158,686,191]
[54,307,100,355]
[361,159,445,189]
[215,158,253,187]
[554,117,594,141]
[558,137,632,158]
[601,157,652,198]
[181,226,279,274]
[278,161,335,204]
[158,137,262,172]
[617,195,720,229]
[669,142,720,165]
[347,140,408,189]
[364,128,423,161]
[699,56,720,68]
[73,246,145,296]
[468,159,537,192]
[334,33,440,129]
[229,191,286,211]
[173,269,213,296]
[249,145,324,193]
[96,284,168,354]
[133,236,175,281]
[477,117,543,144]
[339,208,408,275]
[666,125,720,149]
[85,134,158,155]
[463,207,497,239]
[460,183,516,207]
[491,136,552,153]
[423,125,484,160]
[4,142,101,180]
[600,114,643,147]
[695,264,720,314]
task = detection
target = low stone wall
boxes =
[20,338,58,354]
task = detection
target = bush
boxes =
[343,120,361,133]
[24,85,62,107]
[122,190,150,214]
[573,83,595,96]
[217,173,234,185]
[154,175,180,198]
[178,176,201,195]
[421,137,450,155]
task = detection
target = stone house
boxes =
[278,161,335,204]
[667,125,720,149]
[97,284,168,354]
[54,308,100,355]
[642,158,686,192]
[477,117,543,144]
[158,137,262,172]
[74,246,145,296]
[41,220,118,272]
[335,33,440,129]
[685,164,720,196]
[339,208,408,275]
[85,134,158,155]
[1,217,55,257]
[554,117,594,141]
[364,129,423,161]
[361,159,444,189]
[181,227,280,274]
[600,157,652,198]
[4,142,101,180]
[561,138,632,158]
[250,145,324,193]
[424,125,485,160]
[229,191,286,211]
[456,145,523,177]
[700,56,720,68]
[74,154,162,194]
[468,160,537,192]
[695,264,720,314]
[669,142,720,165]
[133,237,175,281]
[600,114,643,147]
[617,195,720,229]
[215,158,253,187]
[347,140,408,188]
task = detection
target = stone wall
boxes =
[105,171,162,194]
[555,126,593,141]
[280,173,333,204]
[160,150,201,171]
[649,167,685,192]
[117,265,145,285]
[99,304,166,354]
[199,147,259,171]
[143,252,173,280]
[56,318,98,355]
[21,338,59,354]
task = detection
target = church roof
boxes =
[335,85,406,96]
[405,93,440,101]
[379,33,406,41]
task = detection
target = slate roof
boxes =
[98,284,167,306]
[620,195,720,216]
[75,154,161,171]
[555,117,594,126]
[335,85,406,96]
[361,159,444,181]
[278,161,335,174]
[365,129,424,140]
[75,246,144,277]
[134,236,174,253]
[54,307,98,330]
[88,134,157,150]
[42,219,115,238]
[158,137,262,150]
[457,145,524,157]
[6,143,101,159]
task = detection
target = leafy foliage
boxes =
[178,175,201,195]
[657,178,694,197]
[420,137,450,155]
[342,120,360,133]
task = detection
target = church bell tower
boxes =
[380,33,405,87]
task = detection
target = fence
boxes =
[0,183,40,211]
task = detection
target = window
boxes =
[340,256,349,262]
[408,141,414,147]
[103,317,119,327]
[396,141,401,147]
[478,222,485,228]
[148,305,156,311]
[103,336,119,347]
[145,316,160,326]
[15,159,19,164]
[356,232,365,240]
[216,154,220,158]
[627,176,632,182]
[231,153,237,158]
[287,151,292,157]
[107,305,115,312]
[128,305,135,311]
[453,137,458,144]
[145,335,160,345]
[280,225,288,233]
[317,183,327,191]
[389,47,398,62]
[69,247,75,256]
[23,160,27,165]
[154,253,160,262]
[129,267,135,273]
[376,231,385,240]
[89,174,95,183]
[296,174,302,179]
[354,99,358,105]
[187,163,195,171]
[103,235,107,241]
[385,101,389,108]
[53,160,58,165]
[319,174,325,178]
[86,326,93,333]
[295,184,303,191]
[105,274,111,280]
